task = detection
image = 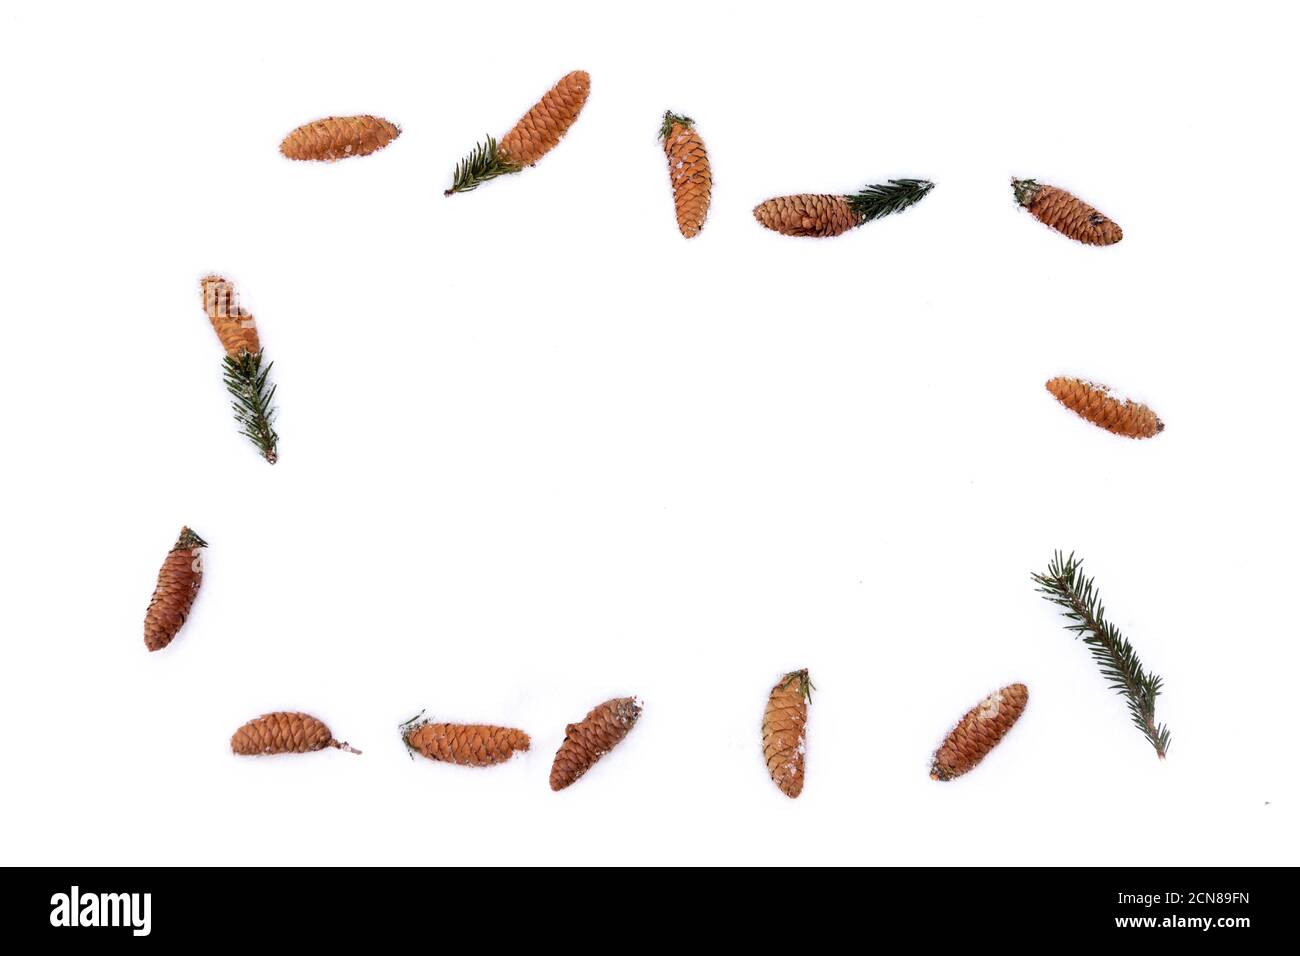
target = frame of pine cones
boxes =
[134,67,1169,801]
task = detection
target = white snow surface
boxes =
[0,0,1297,866]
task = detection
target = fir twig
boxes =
[444,136,522,196]
[1032,551,1171,759]
[222,351,278,464]
[846,178,934,223]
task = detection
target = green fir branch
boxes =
[659,110,694,140]
[444,136,522,195]
[846,178,935,224]
[1033,551,1171,759]
[222,350,278,464]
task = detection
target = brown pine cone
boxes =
[753,194,858,238]
[279,115,400,162]
[1046,376,1164,439]
[231,712,361,756]
[200,274,259,357]
[403,717,530,767]
[660,111,711,238]
[498,70,590,167]
[143,526,206,652]
[931,683,1028,781]
[549,696,640,791]
[763,669,812,798]
[1013,178,1122,246]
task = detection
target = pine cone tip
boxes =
[1011,177,1040,206]
[174,526,207,550]
[781,668,814,703]
[659,110,694,139]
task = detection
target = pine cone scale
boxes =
[549,696,641,791]
[931,683,1028,780]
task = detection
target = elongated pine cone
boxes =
[279,115,400,162]
[549,696,641,791]
[931,683,1028,781]
[201,274,259,357]
[143,527,206,652]
[498,70,590,167]
[753,195,858,238]
[1046,376,1163,438]
[660,111,711,238]
[231,712,360,756]
[1013,179,1122,246]
[403,719,530,767]
[763,669,812,798]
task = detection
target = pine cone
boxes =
[1013,179,1122,246]
[201,275,279,463]
[403,718,530,766]
[753,194,859,238]
[143,527,206,652]
[931,683,1028,781]
[200,275,259,357]
[231,712,361,756]
[498,70,590,167]
[660,112,711,238]
[763,669,811,798]
[279,115,400,162]
[549,696,640,791]
[1046,376,1163,439]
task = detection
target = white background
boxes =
[1,0,1296,866]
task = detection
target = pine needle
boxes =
[1033,552,1171,759]
[845,178,934,223]
[222,351,278,464]
[444,136,522,195]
